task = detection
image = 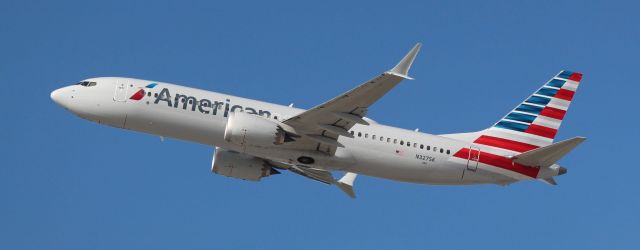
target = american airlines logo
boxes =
[131,85,277,119]
[129,83,158,101]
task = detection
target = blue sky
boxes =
[1,0,638,249]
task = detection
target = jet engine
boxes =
[224,111,296,151]
[211,147,279,181]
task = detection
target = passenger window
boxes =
[380,136,384,141]
[427,146,430,150]
[365,133,368,138]
[372,135,376,140]
[400,140,404,145]
[420,144,424,149]
[350,131,354,135]
[433,147,438,152]
[414,143,417,148]
[147,92,151,97]
[358,132,362,137]
[387,138,391,143]
[440,148,444,153]
[154,93,158,97]
[446,149,450,155]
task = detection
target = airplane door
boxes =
[114,80,128,102]
[467,146,480,171]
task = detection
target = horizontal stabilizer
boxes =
[514,136,586,167]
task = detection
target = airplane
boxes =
[50,43,585,198]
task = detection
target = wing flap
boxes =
[282,164,359,198]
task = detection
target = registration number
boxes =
[416,154,435,162]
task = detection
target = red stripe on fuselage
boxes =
[554,89,575,101]
[473,135,539,153]
[453,148,539,178]
[539,106,566,120]
[525,124,557,138]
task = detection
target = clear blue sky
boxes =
[1,0,638,249]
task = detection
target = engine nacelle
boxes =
[211,147,278,181]
[224,111,291,150]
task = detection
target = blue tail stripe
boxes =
[515,104,543,115]
[557,71,573,79]
[547,79,566,88]
[536,87,558,97]
[495,121,529,132]
[505,112,537,123]
[526,96,551,106]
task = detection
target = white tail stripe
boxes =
[532,115,561,130]
[562,80,579,91]
[547,98,571,111]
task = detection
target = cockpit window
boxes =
[78,81,97,87]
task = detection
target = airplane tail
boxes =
[445,70,583,153]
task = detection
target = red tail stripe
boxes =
[539,106,566,120]
[453,148,540,178]
[473,135,539,153]
[569,72,582,82]
[525,124,557,138]
[554,89,575,101]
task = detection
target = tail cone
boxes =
[558,167,568,176]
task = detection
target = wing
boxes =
[268,160,359,198]
[283,43,422,154]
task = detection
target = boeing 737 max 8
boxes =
[50,43,585,198]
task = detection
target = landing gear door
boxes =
[467,146,480,171]
[114,80,128,102]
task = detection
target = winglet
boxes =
[388,43,422,79]
[336,172,358,199]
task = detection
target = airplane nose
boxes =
[50,88,63,106]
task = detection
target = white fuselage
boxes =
[51,77,542,185]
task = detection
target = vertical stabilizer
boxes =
[472,70,583,153]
